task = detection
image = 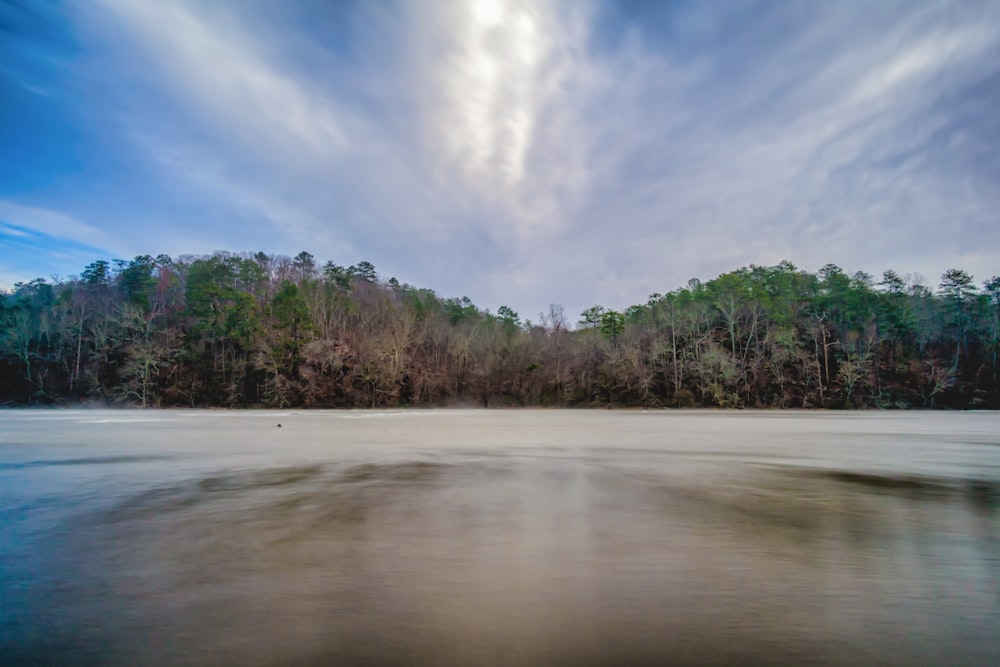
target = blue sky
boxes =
[2,0,999,320]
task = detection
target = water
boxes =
[1,409,998,666]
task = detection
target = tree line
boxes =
[2,251,998,409]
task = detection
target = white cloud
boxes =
[0,200,116,250]
[1,224,32,238]
[61,0,1000,319]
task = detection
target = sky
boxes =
[2,0,999,322]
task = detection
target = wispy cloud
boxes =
[0,200,114,249]
[3,0,998,314]
[0,212,112,288]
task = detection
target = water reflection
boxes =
[1,410,998,666]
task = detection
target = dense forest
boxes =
[1,251,998,409]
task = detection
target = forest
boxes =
[2,251,998,409]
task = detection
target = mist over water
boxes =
[2,410,999,666]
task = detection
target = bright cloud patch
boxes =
[1,0,998,317]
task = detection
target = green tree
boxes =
[118,255,156,311]
[81,260,111,286]
[982,276,1000,399]
[497,305,521,337]
[350,261,378,284]
[292,251,316,282]
[939,269,977,363]
[599,310,625,345]
[579,305,605,329]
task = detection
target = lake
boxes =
[1,409,998,666]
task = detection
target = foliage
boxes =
[1,254,998,409]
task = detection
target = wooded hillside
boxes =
[2,252,998,409]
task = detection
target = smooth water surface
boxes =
[2,409,999,666]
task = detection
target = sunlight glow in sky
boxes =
[2,0,998,318]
